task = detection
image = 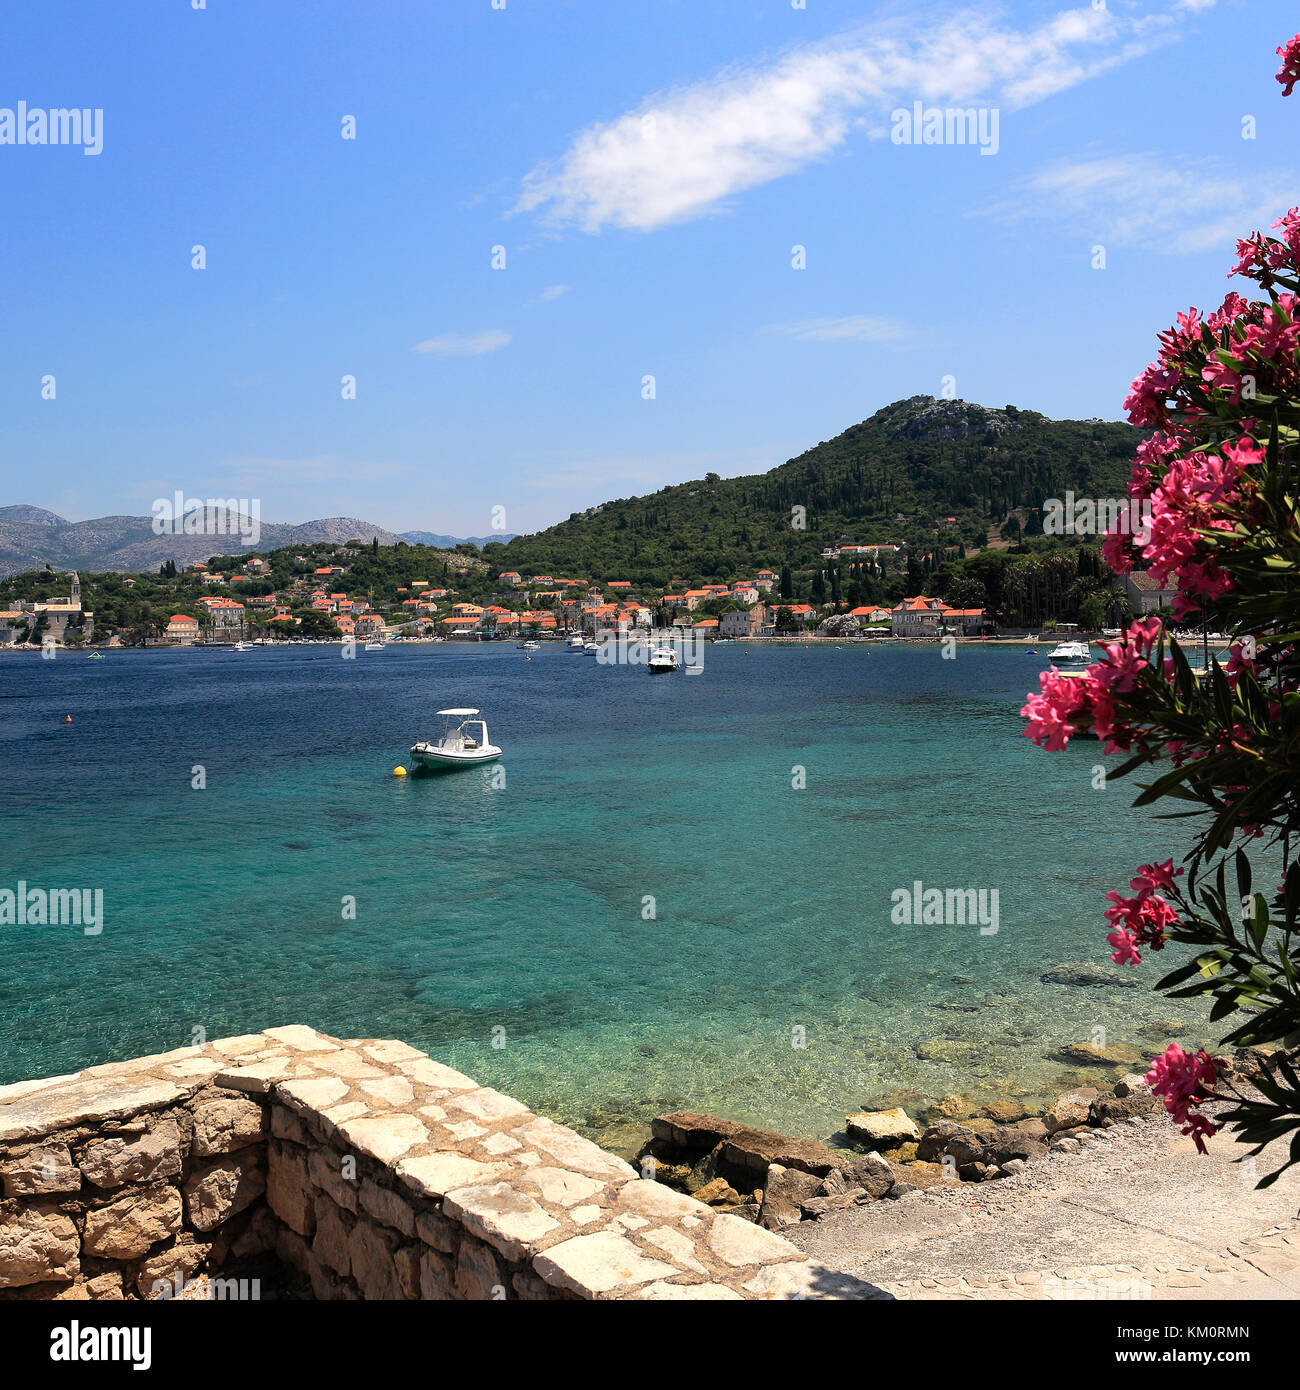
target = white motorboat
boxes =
[648,646,680,674]
[1045,640,1092,673]
[364,641,386,652]
[566,635,586,651]
[409,709,502,771]
[582,640,598,654]
[521,640,540,652]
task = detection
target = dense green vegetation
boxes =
[487,397,1141,587]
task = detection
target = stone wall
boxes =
[0,1027,880,1301]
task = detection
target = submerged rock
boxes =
[1040,961,1142,989]
[919,1094,977,1124]
[1050,1041,1141,1068]
[981,1098,1027,1124]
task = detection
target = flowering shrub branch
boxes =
[1021,35,1300,1185]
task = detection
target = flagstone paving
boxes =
[789,1110,1300,1300]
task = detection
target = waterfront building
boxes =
[166,614,199,645]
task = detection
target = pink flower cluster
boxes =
[1103,430,1263,621]
[1277,34,1300,96]
[1104,858,1183,964]
[1146,1043,1220,1154]
[1020,618,1162,753]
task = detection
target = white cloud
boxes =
[762,314,906,343]
[984,153,1293,255]
[412,330,512,357]
[515,3,1187,233]
[538,284,571,301]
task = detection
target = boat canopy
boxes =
[437,708,480,717]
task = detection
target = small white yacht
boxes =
[648,646,680,674]
[409,709,502,771]
[1045,640,1092,673]
[566,634,586,652]
[582,640,598,654]
[521,640,540,652]
[364,640,386,652]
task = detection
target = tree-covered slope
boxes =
[490,396,1142,584]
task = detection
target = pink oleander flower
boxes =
[1101,523,1138,575]
[1142,507,1200,585]
[1108,928,1142,965]
[1277,35,1300,97]
[1131,860,1184,895]
[1201,354,1244,401]
[1226,642,1259,688]
[1123,362,1180,427]
[1241,302,1300,360]
[1127,617,1164,653]
[1090,642,1149,694]
[1020,669,1088,751]
[1207,291,1252,332]
[1221,436,1266,472]
[1274,209,1300,254]
[1147,1044,1219,1154]
[1230,233,1271,280]
[1158,307,1204,366]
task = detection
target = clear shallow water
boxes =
[0,643,1213,1152]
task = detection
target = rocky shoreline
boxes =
[634,1047,1290,1234]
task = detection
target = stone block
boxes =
[0,1204,80,1287]
[184,1153,265,1233]
[443,1181,560,1262]
[1,1143,81,1197]
[267,1141,316,1238]
[83,1185,182,1260]
[78,1119,182,1188]
[533,1231,679,1298]
[455,1239,504,1300]
[190,1094,267,1156]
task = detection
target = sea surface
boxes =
[0,642,1214,1153]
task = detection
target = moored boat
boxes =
[648,646,680,674]
[1045,639,1092,674]
[409,709,502,771]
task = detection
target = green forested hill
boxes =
[488,396,1142,584]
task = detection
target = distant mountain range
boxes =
[400,530,518,549]
[0,507,524,577]
[0,508,412,578]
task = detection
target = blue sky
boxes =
[0,0,1293,536]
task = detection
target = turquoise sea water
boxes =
[0,643,1213,1152]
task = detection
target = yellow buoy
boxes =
[393,766,407,777]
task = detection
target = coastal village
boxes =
[0,537,1178,649]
